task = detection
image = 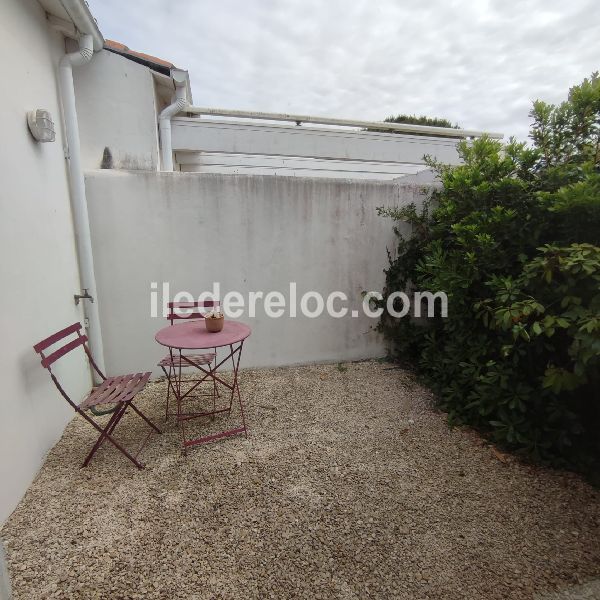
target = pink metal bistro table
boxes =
[155,320,251,451]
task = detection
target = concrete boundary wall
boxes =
[85,171,430,375]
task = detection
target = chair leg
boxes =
[96,429,145,469]
[81,403,142,468]
[164,364,171,422]
[211,350,217,420]
[161,362,180,421]
[176,350,188,455]
[129,401,162,434]
[80,400,160,469]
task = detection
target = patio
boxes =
[2,361,599,600]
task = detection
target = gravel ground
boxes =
[2,361,599,600]
[535,579,600,600]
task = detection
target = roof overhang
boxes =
[38,0,104,51]
[152,69,193,107]
[104,42,172,76]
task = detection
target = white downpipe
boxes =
[159,82,188,171]
[58,34,106,381]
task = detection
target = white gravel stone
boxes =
[1,361,599,599]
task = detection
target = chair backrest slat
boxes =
[33,322,82,353]
[33,322,101,410]
[41,335,87,368]
[167,300,220,324]
[168,301,218,309]
[168,312,209,320]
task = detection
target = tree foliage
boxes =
[378,73,600,474]
[367,114,460,135]
[384,114,459,129]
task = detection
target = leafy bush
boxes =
[368,114,460,135]
[378,73,600,473]
[383,114,459,129]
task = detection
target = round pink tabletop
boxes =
[155,320,251,350]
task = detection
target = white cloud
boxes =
[88,0,599,141]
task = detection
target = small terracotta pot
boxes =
[205,316,224,333]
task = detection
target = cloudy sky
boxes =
[88,0,599,141]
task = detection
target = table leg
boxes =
[176,341,248,450]
[230,342,248,438]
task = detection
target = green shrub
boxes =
[379,73,600,473]
[383,114,459,129]
[368,114,460,135]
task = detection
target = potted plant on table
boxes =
[205,310,225,332]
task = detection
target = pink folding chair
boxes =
[158,300,220,420]
[33,322,161,469]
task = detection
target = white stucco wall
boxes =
[0,0,90,524]
[85,171,427,375]
[73,49,160,171]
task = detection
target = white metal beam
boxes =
[183,106,503,139]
